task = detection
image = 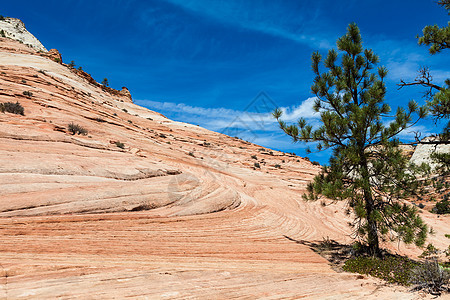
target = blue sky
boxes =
[3,0,449,164]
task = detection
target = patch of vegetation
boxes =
[311,161,320,166]
[159,133,167,138]
[274,164,281,169]
[433,198,450,214]
[67,122,88,135]
[101,78,109,87]
[0,29,5,38]
[53,57,61,63]
[254,162,261,169]
[0,15,5,21]
[251,155,257,160]
[188,152,195,157]
[0,101,24,115]
[115,141,125,149]
[343,255,419,286]
[22,91,33,97]
[410,259,450,295]
[68,61,76,68]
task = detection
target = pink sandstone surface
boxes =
[0,38,448,299]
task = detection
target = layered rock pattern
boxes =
[0,37,447,299]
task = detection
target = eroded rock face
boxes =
[0,17,47,52]
[0,36,448,299]
[46,48,63,64]
[119,86,132,101]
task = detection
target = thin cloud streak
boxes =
[160,0,333,49]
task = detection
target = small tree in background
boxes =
[274,23,428,256]
[101,78,109,87]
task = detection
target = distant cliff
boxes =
[0,17,47,52]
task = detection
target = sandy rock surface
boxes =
[0,38,447,299]
[0,18,47,52]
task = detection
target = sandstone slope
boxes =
[0,37,448,299]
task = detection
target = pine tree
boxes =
[274,24,428,256]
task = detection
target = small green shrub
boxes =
[68,61,76,68]
[251,155,257,160]
[67,122,88,135]
[312,161,320,166]
[188,152,195,157]
[410,259,450,295]
[274,164,281,169]
[115,141,125,149]
[22,91,33,97]
[343,255,419,286]
[1,101,24,115]
[101,78,109,87]
[0,29,5,38]
[433,199,450,214]
[254,162,261,169]
[0,15,5,21]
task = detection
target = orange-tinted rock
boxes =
[0,35,447,300]
[119,86,132,101]
[47,48,62,64]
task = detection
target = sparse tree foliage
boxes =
[399,0,450,140]
[399,1,450,211]
[101,78,109,87]
[274,24,428,256]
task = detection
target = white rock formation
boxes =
[0,17,47,52]
[410,136,450,169]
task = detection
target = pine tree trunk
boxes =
[361,157,381,257]
[365,192,380,257]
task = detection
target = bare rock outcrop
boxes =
[46,48,63,63]
[0,17,47,52]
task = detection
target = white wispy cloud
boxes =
[159,0,333,49]
[136,96,320,133]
